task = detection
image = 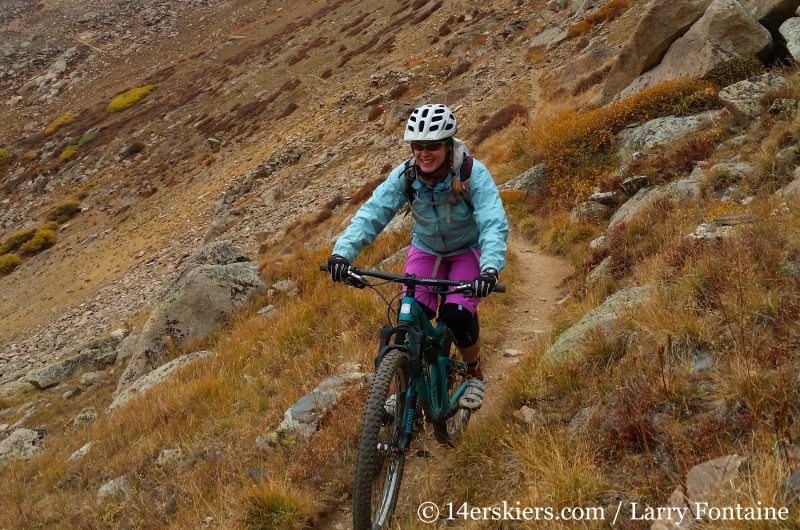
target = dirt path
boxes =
[320,228,569,530]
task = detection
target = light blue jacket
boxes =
[333,139,508,272]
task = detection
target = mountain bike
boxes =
[319,264,505,530]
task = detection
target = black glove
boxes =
[472,268,498,297]
[327,254,351,283]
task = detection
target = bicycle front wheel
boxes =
[353,349,410,530]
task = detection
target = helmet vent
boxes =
[403,103,457,142]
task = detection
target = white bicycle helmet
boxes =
[404,103,457,141]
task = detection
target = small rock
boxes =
[164,495,178,516]
[272,279,298,296]
[514,406,546,427]
[96,476,132,505]
[255,436,274,455]
[69,442,92,461]
[589,236,607,250]
[0,428,43,463]
[73,407,98,426]
[257,305,278,317]
[337,362,363,374]
[79,372,104,386]
[781,470,800,503]
[110,328,130,342]
[570,201,612,224]
[248,467,269,480]
[503,349,522,357]
[692,349,715,373]
[156,449,183,466]
[63,387,83,400]
[588,190,623,206]
[621,175,649,196]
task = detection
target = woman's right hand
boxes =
[327,254,352,282]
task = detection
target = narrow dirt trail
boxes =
[321,228,570,529]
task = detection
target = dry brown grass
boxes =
[348,176,384,206]
[474,103,529,145]
[567,0,631,39]
[0,229,424,528]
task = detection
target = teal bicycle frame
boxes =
[320,264,504,453]
[397,294,468,426]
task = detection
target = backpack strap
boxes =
[458,154,473,207]
[403,158,417,205]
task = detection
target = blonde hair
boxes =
[448,145,463,196]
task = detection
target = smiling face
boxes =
[411,140,450,176]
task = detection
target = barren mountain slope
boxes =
[0,0,568,381]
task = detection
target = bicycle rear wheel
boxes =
[352,349,410,530]
[433,328,471,446]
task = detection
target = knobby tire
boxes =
[352,349,410,530]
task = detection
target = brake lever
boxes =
[344,269,369,289]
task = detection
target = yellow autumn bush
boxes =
[0,148,9,166]
[0,254,21,276]
[107,85,157,113]
[527,78,719,205]
[45,199,82,223]
[60,144,79,161]
[0,228,37,255]
[19,227,56,256]
[45,113,77,134]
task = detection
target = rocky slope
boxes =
[2,0,800,402]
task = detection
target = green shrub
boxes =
[77,128,99,147]
[0,228,37,255]
[0,254,21,276]
[46,199,82,223]
[0,148,9,166]
[107,85,157,113]
[19,228,56,256]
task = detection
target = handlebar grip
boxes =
[319,263,328,272]
[494,284,506,293]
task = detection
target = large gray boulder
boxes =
[498,163,547,194]
[607,176,702,234]
[544,285,652,360]
[273,372,373,440]
[718,72,787,124]
[109,350,212,411]
[597,0,714,105]
[557,46,620,89]
[615,111,722,154]
[652,455,745,529]
[0,428,43,464]
[620,0,772,97]
[780,17,800,60]
[25,342,117,389]
[116,242,265,393]
[750,0,800,31]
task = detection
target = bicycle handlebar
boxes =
[318,264,506,293]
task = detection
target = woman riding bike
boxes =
[328,103,508,410]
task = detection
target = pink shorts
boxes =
[402,244,481,315]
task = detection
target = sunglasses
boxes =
[410,141,449,152]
